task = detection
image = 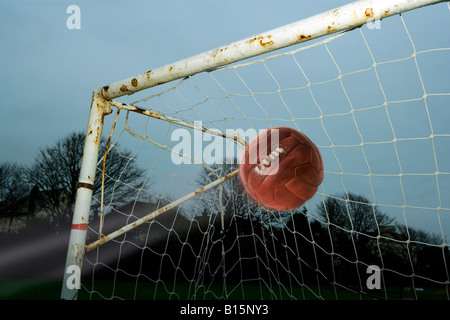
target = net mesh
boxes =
[82,4,450,300]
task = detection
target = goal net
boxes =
[62,0,450,300]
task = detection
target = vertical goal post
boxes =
[61,0,449,300]
[61,90,111,299]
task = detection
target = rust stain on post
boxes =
[131,78,138,87]
[194,186,206,196]
[94,126,101,145]
[365,8,374,18]
[248,35,274,47]
[260,35,273,47]
[133,106,163,120]
[88,235,110,249]
[120,84,128,92]
[298,34,312,41]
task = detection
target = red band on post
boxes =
[71,223,88,230]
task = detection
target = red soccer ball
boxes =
[239,127,324,211]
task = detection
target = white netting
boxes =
[81,3,449,300]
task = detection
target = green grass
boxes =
[0,279,62,300]
[0,279,448,300]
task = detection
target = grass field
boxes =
[0,279,448,300]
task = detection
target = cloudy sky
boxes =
[1,0,449,240]
[0,0,350,165]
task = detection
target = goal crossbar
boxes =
[101,0,445,100]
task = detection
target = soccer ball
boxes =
[239,126,323,211]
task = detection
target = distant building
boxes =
[0,184,70,235]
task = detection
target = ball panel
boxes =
[253,127,292,163]
[264,200,288,211]
[239,126,324,211]
[251,140,311,200]
[294,162,324,186]
[255,167,295,203]
[249,137,308,177]
[268,126,294,142]
[273,186,303,205]
[273,187,306,210]
[286,141,311,165]
[243,134,300,195]
[285,176,318,200]
[308,141,323,172]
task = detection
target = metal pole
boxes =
[101,0,445,100]
[60,90,111,300]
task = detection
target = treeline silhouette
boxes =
[0,131,148,237]
[82,163,449,300]
[1,134,448,300]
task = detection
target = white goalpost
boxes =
[61,0,450,300]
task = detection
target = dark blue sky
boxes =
[0,0,349,166]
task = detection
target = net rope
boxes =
[83,5,450,300]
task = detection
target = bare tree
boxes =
[396,224,443,246]
[195,162,247,217]
[316,192,394,261]
[0,162,33,234]
[314,192,395,283]
[27,131,150,231]
[317,192,394,237]
[195,161,293,228]
[394,223,445,266]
